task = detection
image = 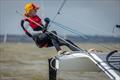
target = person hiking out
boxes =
[21,2,81,54]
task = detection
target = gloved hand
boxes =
[44,17,50,23]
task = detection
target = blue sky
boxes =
[0,0,120,37]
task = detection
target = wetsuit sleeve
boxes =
[21,20,32,37]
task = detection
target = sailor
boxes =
[21,2,81,54]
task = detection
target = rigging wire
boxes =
[51,21,116,51]
[47,0,67,30]
[52,21,88,39]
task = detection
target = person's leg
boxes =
[46,31,71,54]
[33,33,49,48]
[45,31,62,52]
[59,39,81,51]
[46,31,81,51]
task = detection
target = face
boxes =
[28,9,37,17]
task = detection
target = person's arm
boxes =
[21,20,33,37]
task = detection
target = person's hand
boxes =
[44,17,50,23]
